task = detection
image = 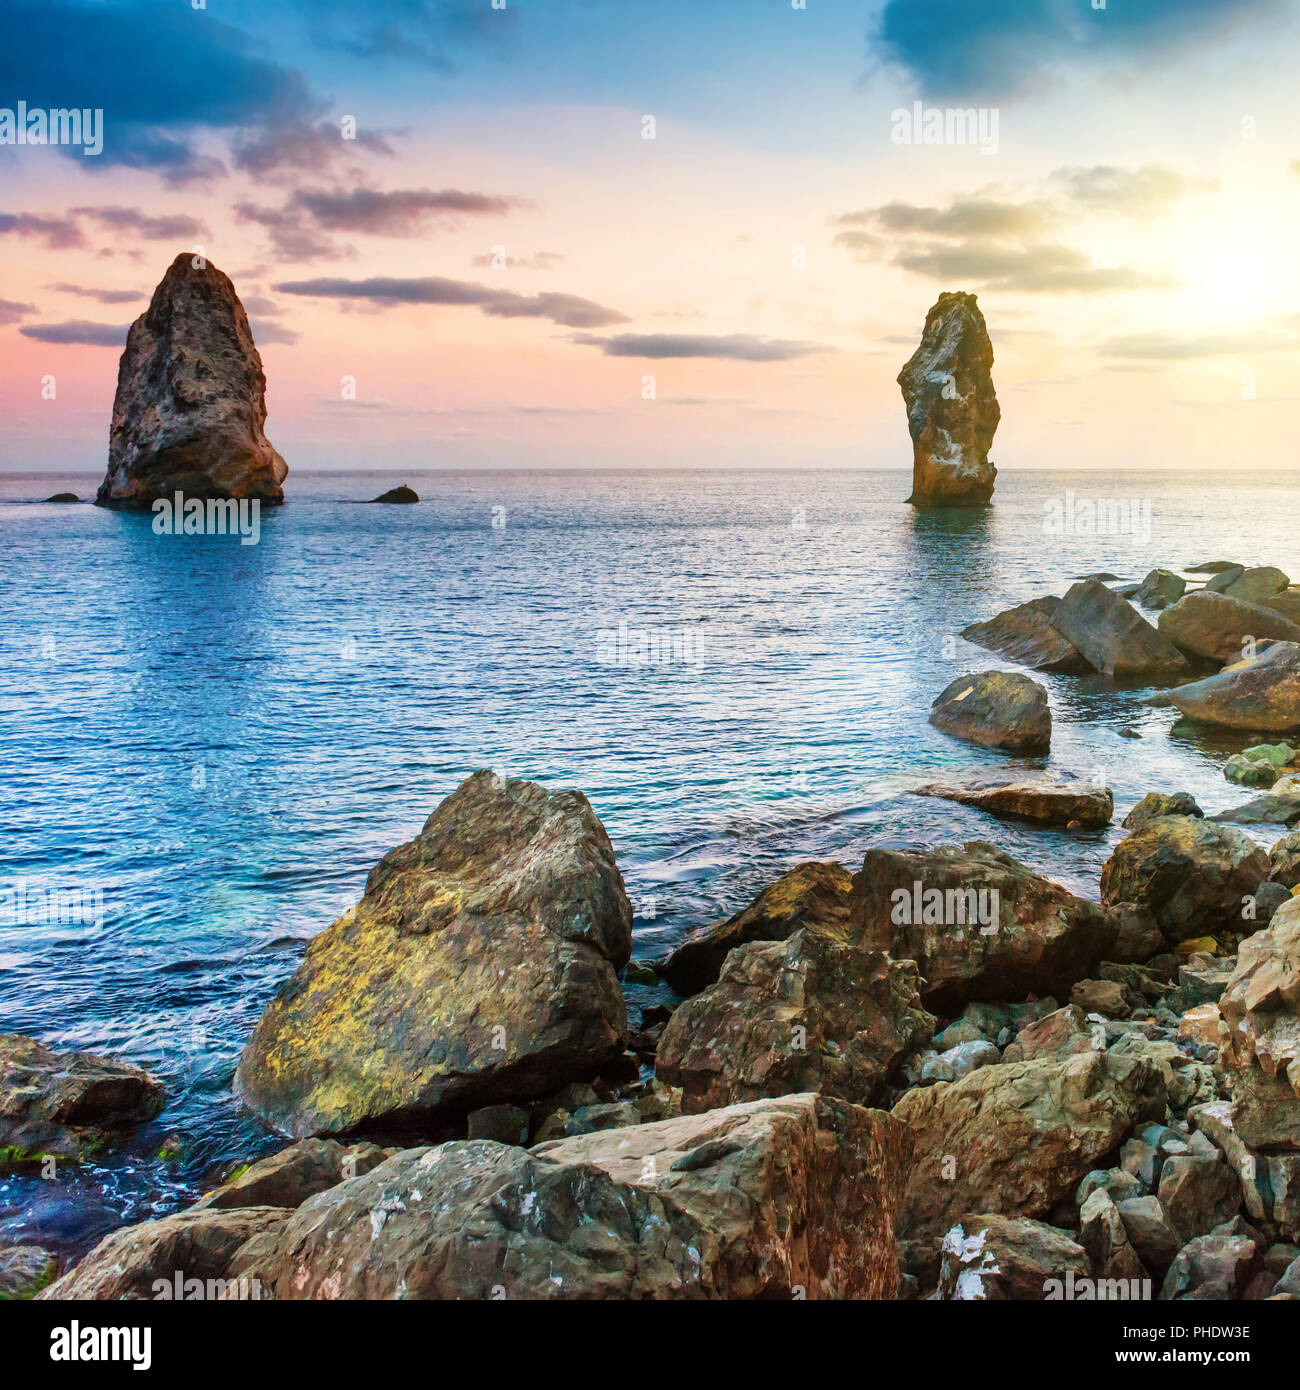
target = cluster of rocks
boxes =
[20,758,1300,1301]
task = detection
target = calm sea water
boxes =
[1,467,1296,1254]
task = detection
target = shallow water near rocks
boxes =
[1,466,1295,1257]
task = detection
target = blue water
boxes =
[1,467,1296,1255]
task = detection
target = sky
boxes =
[2,0,1299,473]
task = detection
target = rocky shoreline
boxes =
[8,554,1300,1300]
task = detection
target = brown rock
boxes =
[1160,1233,1257,1300]
[658,861,851,997]
[936,1214,1089,1300]
[1002,1004,1096,1063]
[97,254,287,508]
[1070,979,1130,1018]
[853,842,1116,1014]
[0,1245,59,1299]
[928,671,1051,753]
[232,1094,910,1300]
[192,1138,390,1211]
[1158,591,1300,663]
[655,926,933,1113]
[1049,579,1190,679]
[1170,641,1300,733]
[1122,792,1203,830]
[912,775,1112,828]
[1157,1155,1242,1245]
[959,596,1089,674]
[898,291,999,506]
[234,771,633,1138]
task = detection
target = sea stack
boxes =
[898,290,999,507]
[96,254,287,509]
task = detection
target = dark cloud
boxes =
[233,122,395,178]
[234,203,349,261]
[291,186,528,235]
[19,320,127,346]
[572,333,829,361]
[70,207,210,241]
[46,284,146,304]
[274,275,629,328]
[0,213,84,250]
[0,299,36,325]
[874,0,1280,99]
[0,0,314,178]
[1100,329,1299,359]
[894,242,1180,293]
[1050,165,1217,216]
[247,318,300,346]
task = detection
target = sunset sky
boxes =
[2,0,1299,473]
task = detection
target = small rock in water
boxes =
[368,484,419,504]
[928,670,1051,754]
[42,492,78,503]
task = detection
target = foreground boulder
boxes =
[959,597,1088,674]
[936,1215,1089,1300]
[39,1206,286,1300]
[1048,579,1190,679]
[1218,902,1300,1148]
[912,774,1111,827]
[659,861,851,997]
[1100,816,1269,943]
[1122,792,1202,830]
[655,927,933,1113]
[928,671,1051,754]
[192,1138,390,1211]
[231,1094,910,1299]
[1170,642,1300,733]
[1158,591,1300,664]
[853,843,1116,1013]
[898,291,999,506]
[235,771,633,1138]
[96,254,287,508]
[892,1050,1165,1236]
[0,1035,164,1166]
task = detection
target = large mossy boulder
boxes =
[655,926,934,1113]
[658,861,851,997]
[229,1094,911,1300]
[1158,591,1300,664]
[0,1035,164,1167]
[851,843,1115,1013]
[1169,641,1300,733]
[1100,815,1269,944]
[928,671,1051,754]
[235,771,633,1138]
[1049,578,1189,679]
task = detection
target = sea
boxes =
[1,466,1296,1257]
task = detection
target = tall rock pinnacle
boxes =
[897,291,999,507]
[96,254,288,509]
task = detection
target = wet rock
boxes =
[1269,831,1300,889]
[655,926,933,1113]
[891,1049,1165,1237]
[1225,753,1281,788]
[1136,569,1186,610]
[42,492,77,503]
[1189,561,1240,574]
[853,842,1115,1014]
[1048,579,1190,680]
[232,1094,910,1300]
[193,1138,390,1210]
[1170,640,1300,733]
[1100,816,1270,944]
[235,771,633,1138]
[959,596,1088,673]
[936,1215,1088,1300]
[928,671,1051,754]
[0,1034,164,1166]
[1212,790,1300,826]
[1160,1233,1257,1300]
[912,775,1111,827]
[39,1206,286,1300]
[96,254,287,508]
[1157,1155,1242,1245]
[367,485,418,503]
[658,861,851,997]
[0,1245,59,1299]
[1158,591,1300,664]
[1117,1196,1181,1273]
[898,290,999,507]
[1218,901,1300,1149]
